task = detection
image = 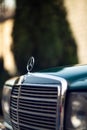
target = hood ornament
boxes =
[27,56,35,72]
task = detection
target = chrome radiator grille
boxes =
[10,85,59,130]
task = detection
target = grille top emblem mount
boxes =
[27,56,35,72]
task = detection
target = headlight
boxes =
[2,86,11,114]
[2,85,12,126]
[65,92,87,130]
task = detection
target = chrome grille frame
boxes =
[10,73,67,130]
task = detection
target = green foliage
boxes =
[12,0,78,74]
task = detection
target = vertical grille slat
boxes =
[10,86,19,129]
[10,84,59,130]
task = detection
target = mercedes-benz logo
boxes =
[27,56,35,72]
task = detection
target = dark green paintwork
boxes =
[5,64,87,91]
[41,64,87,90]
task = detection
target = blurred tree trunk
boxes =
[64,0,87,64]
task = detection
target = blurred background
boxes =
[0,0,87,114]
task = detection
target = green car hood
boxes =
[40,64,87,90]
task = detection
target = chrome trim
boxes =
[10,72,67,130]
[28,72,67,86]
[22,83,59,87]
[2,85,13,127]
[27,73,68,130]
[11,84,59,130]
[27,56,35,72]
[60,84,67,130]
[4,122,13,130]
[56,86,61,130]
[17,86,21,130]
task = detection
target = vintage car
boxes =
[2,57,87,130]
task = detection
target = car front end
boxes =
[2,62,87,130]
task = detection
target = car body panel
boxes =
[3,64,87,130]
[5,64,87,90]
